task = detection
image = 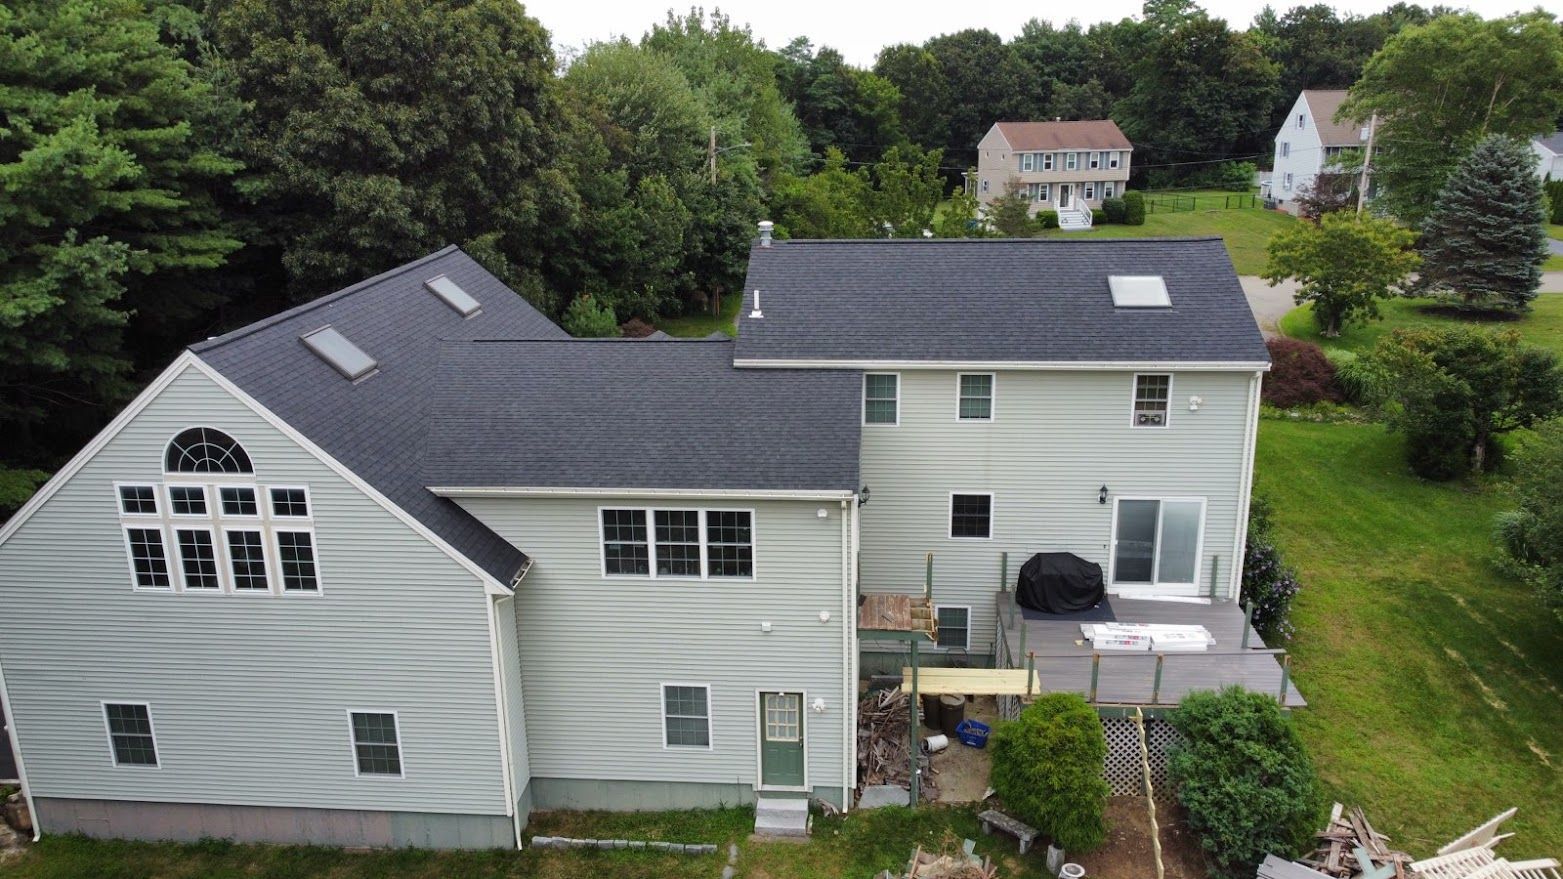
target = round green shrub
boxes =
[1169,687,1321,879]
[1102,197,1126,224]
[1122,191,1146,225]
[1090,208,1107,225]
[988,692,1109,851]
[1036,210,1060,230]
[561,293,622,338]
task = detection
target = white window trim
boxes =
[171,524,224,593]
[1043,153,1055,171]
[1040,183,1050,202]
[1297,113,1305,129]
[752,689,808,792]
[1020,152,1033,172]
[934,604,972,651]
[661,683,713,751]
[101,700,160,769]
[862,372,900,427]
[346,709,406,779]
[120,524,174,593]
[598,507,757,582]
[1130,373,1174,430]
[1066,152,1078,170]
[1085,182,1096,200]
[955,372,996,422]
[267,485,313,522]
[1090,152,1101,169]
[1284,173,1294,192]
[115,481,161,517]
[948,491,994,541]
[164,483,210,519]
[273,526,324,595]
[1109,152,1121,169]
[223,526,272,595]
[1107,496,1208,592]
[1281,141,1290,158]
[1104,182,1116,199]
[217,484,263,520]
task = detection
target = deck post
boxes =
[909,637,920,806]
[1026,651,1036,699]
[1209,556,1219,599]
[1016,608,1027,662]
[1151,654,1165,704]
[1000,552,1008,592]
[1089,653,1101,704]
[924,552,933,602]
[1241,602,1254,650]
[1278,653,1292,705]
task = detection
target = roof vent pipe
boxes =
[757,220,774,248]
[750,289,764,319]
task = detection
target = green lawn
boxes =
[1548,224,1562,240]
[656,292,741,338]
[1278,296,1563,358]
[1255,420,1563,857]
[1041,201,1294,275]
[6,804,1049,879]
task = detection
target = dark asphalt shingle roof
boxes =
[423,340,861,492]
[733,237,1269,364]
[1536,131,1563,154]
[193,246,567,584]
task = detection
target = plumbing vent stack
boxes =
[749,289,763,319]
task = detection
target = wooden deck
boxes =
[994,592,1306,708]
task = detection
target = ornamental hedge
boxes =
[989,692,1109,851]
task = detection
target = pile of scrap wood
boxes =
[857,687,938,801]
[1298,804,1414,879]
[904,843,997,879]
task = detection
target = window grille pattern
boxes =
[654,510,701,576]
[220,486,258,516]
[602,509,650,575]
[663,685,710,748]
[126,528,171,589]
[270,488,309,518]
[168,485,207,515]
[226,530,268,590]
[706,511,753,577]
[350,712,402,775]
[959,374,993,420]
[277,531,318,592]
[119,485,158,515]
[1134,374,1171,427]
[175,529,221,590]
[864,374,898,424]
[165,428,253,474]
[950,494,992,539]
[105,703,158,766]
[764,693,801,742]
[936,606,970,649]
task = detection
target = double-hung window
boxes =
[1084,182,1096,200]
[269,487,318,592]
[349,711,403,777]
[936,606,971,650]
[1283,173,1294,192]
[1043,153,1055,171]
[104,703,158,767]
[957,373,994,420]
[949,493,993,539]
[662,684,711,748]
[226,530,268,591]
[1066,151,1078,170]
[124,526,172,590]
[1297,113,1305,129]
[1020,152,1034,172]
[1109,151,1121,169]
[174,528,221,591]
[1104,182,1116,199]
[603,509,754,580]
[1090,151,1101,169]
[1039,183,1051,202]
[1280,141,1290,158]
[1132,374,1171,428]
[863,373,899,425]
[1112,498,1205,587]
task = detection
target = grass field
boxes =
[1278,296,1563,357]
[1254,420,1563,857]
[1041,195,1294,275]
[5,804,1049,879]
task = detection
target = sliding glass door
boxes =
[1111,498,1205,589]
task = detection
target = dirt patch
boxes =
[929,696,998,804]
[1070,796,1207,879]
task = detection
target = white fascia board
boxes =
[430,486,857,501]
[732,359,1272,373]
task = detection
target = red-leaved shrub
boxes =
[1262,338,1343,408]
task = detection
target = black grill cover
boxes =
[1015,552,1105,614]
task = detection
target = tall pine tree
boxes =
[1417,135,1549,311]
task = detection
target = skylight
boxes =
[424,275,481,316]
[1108,275,1171,308]
[300,326,377,380]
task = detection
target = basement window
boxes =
[424,275,481,317]
[1108,276,1171,308]
[301,326,377,381]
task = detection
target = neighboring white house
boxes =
[1265,90,1368,214]
[973,120,1133,229]
[1532,132,1563,180]
[0,235,1276,850]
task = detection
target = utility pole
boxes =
[1356,112,1377,216]
[709,126,717,185]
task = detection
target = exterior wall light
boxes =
[1099,485,1109,505]
[858,485,871,506]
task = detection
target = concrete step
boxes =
[754,796,809,838]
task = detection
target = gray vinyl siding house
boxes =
[0,234,1268,849]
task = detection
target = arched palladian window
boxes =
[164,427,253,474]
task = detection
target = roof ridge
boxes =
[190,245,462,353]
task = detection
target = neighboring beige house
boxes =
[974,120,1134,229]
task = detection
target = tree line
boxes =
[2,0,1560,508]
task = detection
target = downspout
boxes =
[0,655,40,841]
[839,499,852,813]
[484,593,521,849]
[1231,371,1263,603]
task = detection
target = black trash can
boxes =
[939,695,966,738]
[920,693,943,731]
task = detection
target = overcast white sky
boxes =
[527,0,1563,66]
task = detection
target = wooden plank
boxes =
[900,667,1042,697]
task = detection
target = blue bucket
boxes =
[955,719,991,748]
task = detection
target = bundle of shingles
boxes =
[1298,804,1415,879]
[856,687,938,801]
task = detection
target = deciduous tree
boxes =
[1263,213,1418,336]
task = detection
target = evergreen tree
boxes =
[1417,135,1549,311]
[988,182,1038,237]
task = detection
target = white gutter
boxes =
[733,359,1272,372]
[484,592,519,848]
[0,655,39,841]
[839,499,852,812]
[1230,370,1264,603]
[430,486,855,501]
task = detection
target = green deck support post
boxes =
[1152,654,1165,705]
[1209,556,1219,599]
[1241,602,1254,650]
[1278,653,1292,705]
[909,638,920,806]
[1026,651,1036,699]
[1001,552,1014,628]
[924,552,933,602]
[1089,652,1101,703]
[1017,607,1027,662]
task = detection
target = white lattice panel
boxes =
[1101,717,1182,797]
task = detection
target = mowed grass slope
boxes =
[1042,202,1294,274]
[1279,297,1563,358]
[1255,420,1563,856]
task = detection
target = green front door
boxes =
[759,692,805,788]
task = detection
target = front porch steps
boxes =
[1057,207,1093,231]
[753,796,809,838]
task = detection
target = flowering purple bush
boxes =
[1242,495,1301,642]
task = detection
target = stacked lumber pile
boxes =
[1299,804,1414,879]
[857,688,938,801]
[905,844,997,879]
